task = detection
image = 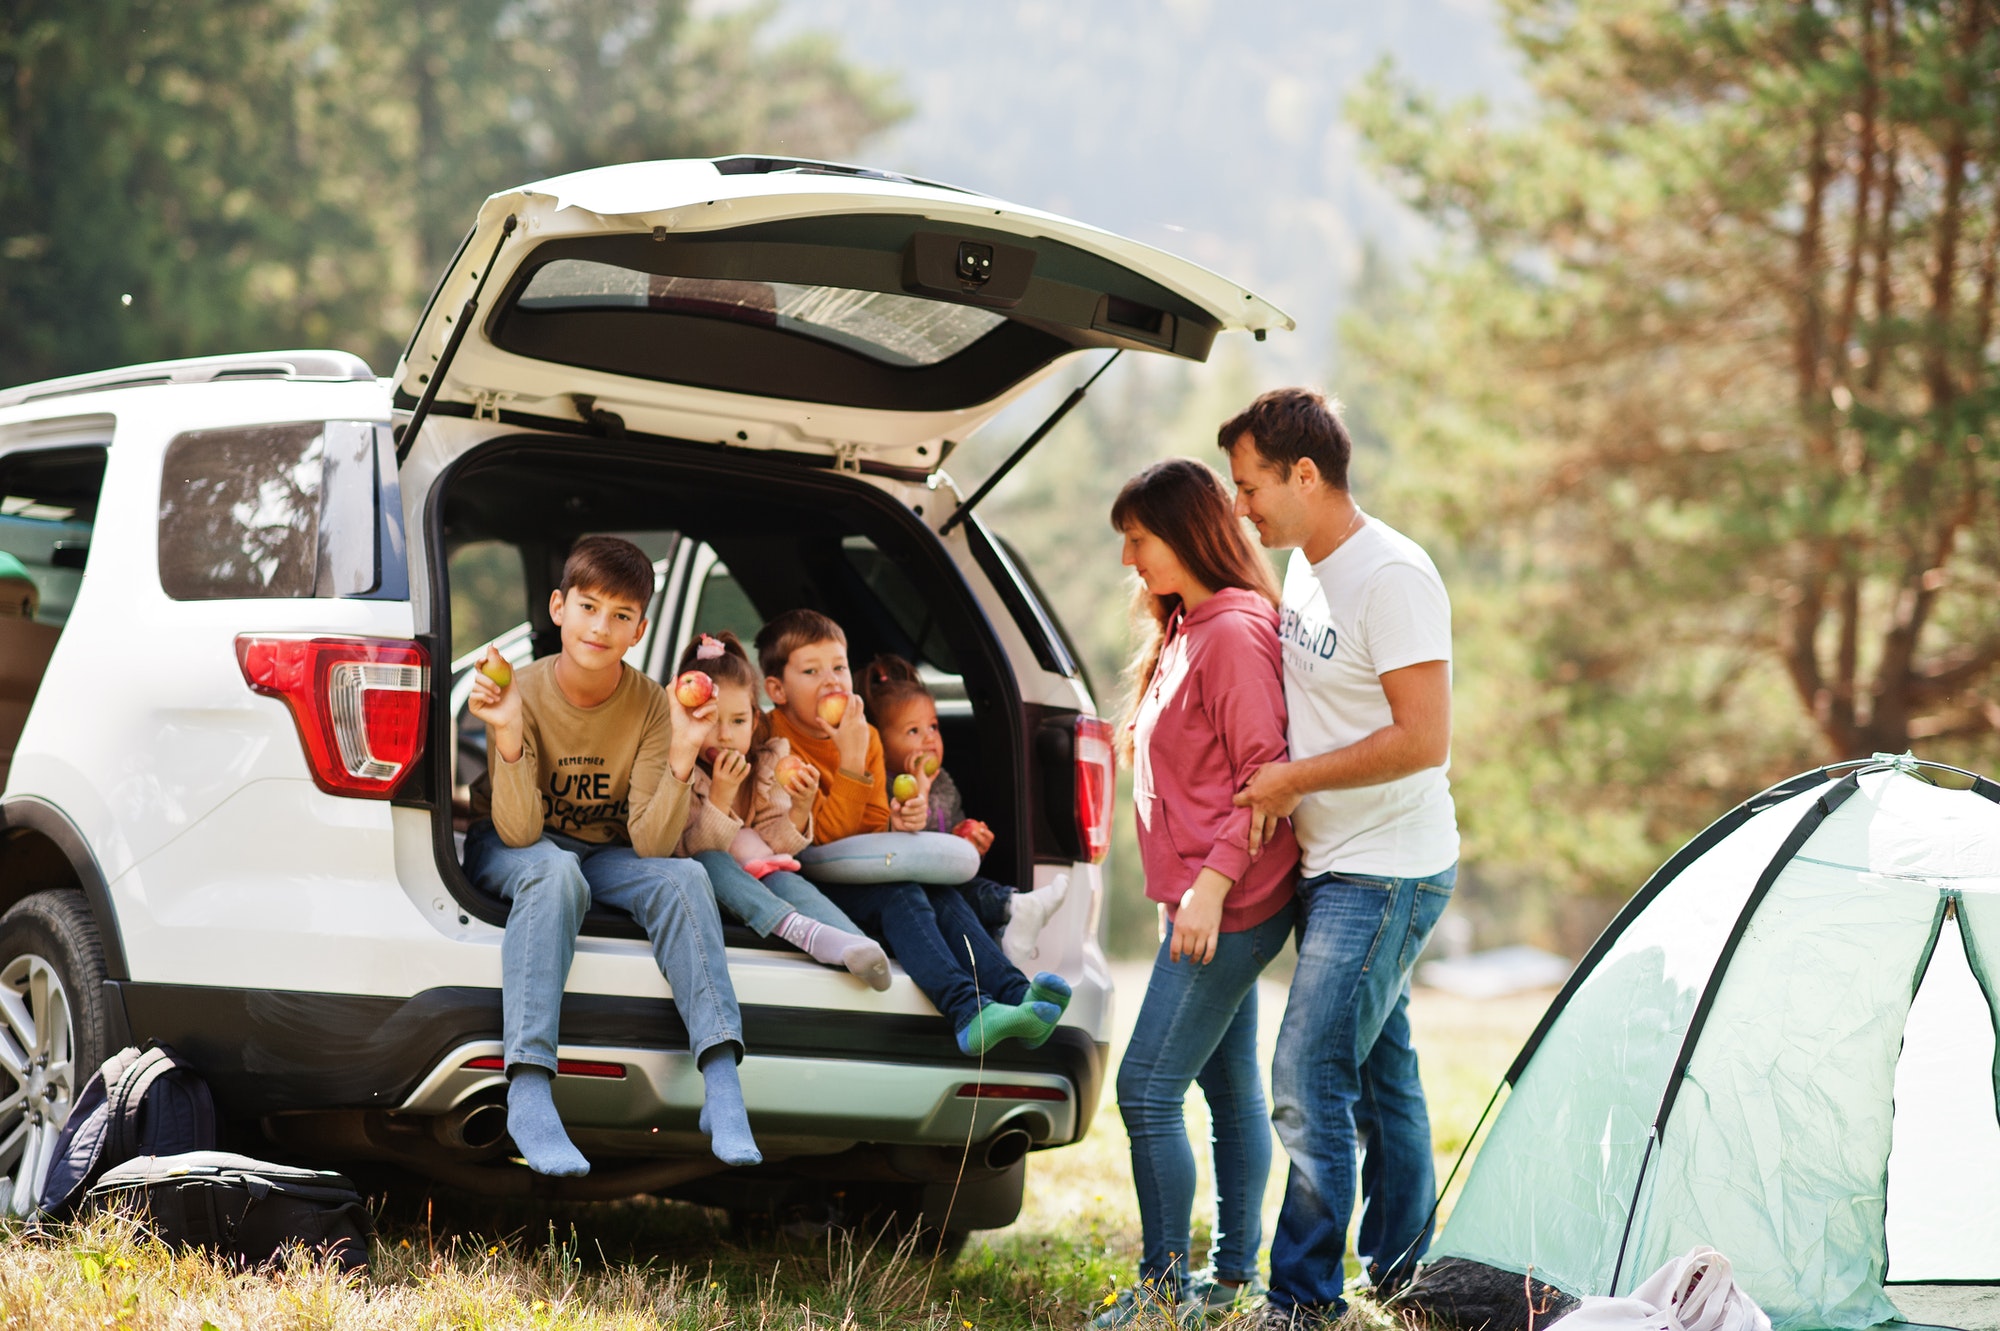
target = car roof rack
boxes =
[709,154,983,197]
[0,349,377,409]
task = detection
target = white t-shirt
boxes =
[1280,519,1459,877]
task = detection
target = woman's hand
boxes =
[1170,867,1233,965]
[708,748,751,814]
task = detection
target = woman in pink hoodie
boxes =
[1096,458,1300,1329]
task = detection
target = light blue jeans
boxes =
[463,821,744,1073]
[693,850,863,937]
[1116,904,1296,1294]
[1268,865,1456,1316]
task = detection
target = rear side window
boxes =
[0,447,107,627]
[158,421,407,601]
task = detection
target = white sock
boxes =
[1001,873,1069,968]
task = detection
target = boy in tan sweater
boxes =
[465,536,757,1176]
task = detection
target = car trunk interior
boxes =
[428,435,1030,942]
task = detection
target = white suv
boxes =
[0,156,1288,1227]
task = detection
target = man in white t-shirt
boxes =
[1221,387,1458,1328]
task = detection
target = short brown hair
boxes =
[755,608,847,680]
[1217,387,1353,489]
[560,535,655,609]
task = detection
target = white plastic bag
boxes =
[1547,1247,1772,1331]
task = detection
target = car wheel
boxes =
[0,892,112,1217]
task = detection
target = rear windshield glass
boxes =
[516,260,1005,367]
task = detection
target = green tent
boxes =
[1428,758,2000,1331]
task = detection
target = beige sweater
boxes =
[675,736,813,860]
[471,657,693,857]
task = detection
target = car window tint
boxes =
[841,536,961,676]
[689,558,765,654]
[449,540,529,651]
[0,447,106,627]
[518,260,1005,367]
[158,422,392,601]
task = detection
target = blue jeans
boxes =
[959,875,1016,940]
[694,851,863,937]
[463,821,744,1074]
[1117,904,1295,1294]
[1269,865,1455,1316]
[821,881,1029,1028]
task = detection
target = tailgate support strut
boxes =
[395,215,518,464]
[939,350,1122,537]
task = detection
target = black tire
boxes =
[0,891,112,1217]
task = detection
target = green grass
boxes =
[0,970,1552,1329]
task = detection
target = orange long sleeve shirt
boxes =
[766,707,890,842]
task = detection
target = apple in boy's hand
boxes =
[478,655,512,689]
[953,818,995,855]
[817,692,849,728]
[891,773,918,802]
[675,670,715,708]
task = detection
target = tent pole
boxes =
[1609,773,1859,1291]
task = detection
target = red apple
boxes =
[478,656,512,689]
[775,754,812,786]
[817,692,849,728]
[675,670,714,708]
[921,754,940,777]
[952,819,981,839]
[701,745,721,765]
[891,773,918,802]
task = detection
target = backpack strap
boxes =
[107,1044,214,1162]
[35,1046,146,1217]
[106,1047,175,1163]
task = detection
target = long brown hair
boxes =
[1110,458,1279,756]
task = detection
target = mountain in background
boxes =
[768,0,1523,375]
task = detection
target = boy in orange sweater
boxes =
[756,610,1069,1055]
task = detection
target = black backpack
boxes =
[85,1151,372,1274]
[39,1042,217,1218]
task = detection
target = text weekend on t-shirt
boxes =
[1279,520,1460,879]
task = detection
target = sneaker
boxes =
[1178,1275,1262,1325]
[1089,1282,1181,1329]
[1239,1302,1340,1331]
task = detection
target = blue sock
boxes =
[506,1066,589,1177]
[698,1047,762,1166]
[1028,971,1072,1013]
[1022,973,1072,1049]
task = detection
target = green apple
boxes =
[891,773,918,802]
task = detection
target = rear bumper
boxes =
[114,980,1108,1146]
[402,1039,1076,1157]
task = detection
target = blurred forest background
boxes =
[4,0,1995,957]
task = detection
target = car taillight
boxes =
[1074,715,1115,865]
[236,635,429,797]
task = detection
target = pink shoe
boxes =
[742,857,801,880]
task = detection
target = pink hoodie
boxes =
[1129,585,1299,931]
